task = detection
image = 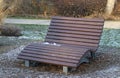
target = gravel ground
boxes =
[0,45,120,78]
[1,19,120,77]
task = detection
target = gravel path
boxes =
[4,18,120,29]
[0,45,120,78]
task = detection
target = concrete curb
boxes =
[4,18,120,29]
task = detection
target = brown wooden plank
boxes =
[50,23,103,29]
[45,39,98,47]
[27,43,89,53]
[45,38,98,45]
[46,31,100,40]
[24,46,85,56]
[51,20,103,26]
[49,26,102,33]
[19,53,79,63]
[52,16,104,22]
[46,35,99,44]
[23,47,85,58]
[21,50,81,60]
[62,44,97,50]
[47,31,101,36]
[18,56,77,67]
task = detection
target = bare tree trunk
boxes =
[105,0,117,15]
[44,10,47,17]
[0,0,22,25]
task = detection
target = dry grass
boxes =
[0,0,22,25]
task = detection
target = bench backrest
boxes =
[45,16,104,47]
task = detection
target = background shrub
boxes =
[8,0,120,18]
[0,25,22,36]
[11,0,55,18]
[52,0,107,17]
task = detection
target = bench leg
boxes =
[25,60,30,67]
[63,66,68,75]
[70,68,77,72]
[91,52,95,59]
[31,61,40,67]
[79,57,90,64]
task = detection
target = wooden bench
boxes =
[17,16,104,74]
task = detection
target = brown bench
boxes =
[17,16,104,74]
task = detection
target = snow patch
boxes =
[42,42,61,46]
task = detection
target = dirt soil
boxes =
[0,38,120,78]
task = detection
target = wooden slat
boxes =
[50,23,103,29]
[27,43,90,53]
[45,39,98,47]
[19,53,78,63]
[21,50,81,60]
[46,31,100,40]
[52,16,104,22]
[24,46,85,57]
[28,43,97,52]
[49,26,102,33]
[18,56,77,67]
[47,31,101,36]
[25,46,85,55]
[62,44,97,50]
[51,20,103,26]
[46,35,99,44]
